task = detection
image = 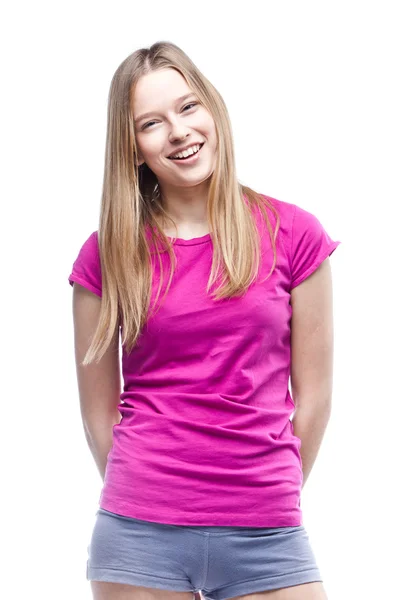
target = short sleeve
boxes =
[68,231,102,297]
[290,204,341,290]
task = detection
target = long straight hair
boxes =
[82,41,280,365]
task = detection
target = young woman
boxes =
[69,41,340,600]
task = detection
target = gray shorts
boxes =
[87,508,323,600]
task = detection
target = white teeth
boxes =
[170,144,201,159]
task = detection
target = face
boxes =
[131,68,218,192]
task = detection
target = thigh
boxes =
[91,581,195,599]
[202,524,324,600]
[87,509,196,596]
[227,581,328,599]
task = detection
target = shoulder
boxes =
[256,193,341,290]
[255,193,296,254]
[257,193,296,228]
[258,193,335,246]
[81,230,99,253]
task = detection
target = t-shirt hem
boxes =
[68,274,102,298]
[289,240,341,291]
[98,498,303,528]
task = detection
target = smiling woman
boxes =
[69,40,339,600]
[131,67,218,204]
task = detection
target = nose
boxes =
[168,120,190,143]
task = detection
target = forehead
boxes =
[131,68,193,114]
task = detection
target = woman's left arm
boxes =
[290,257,335,489]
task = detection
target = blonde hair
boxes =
[83,41,280,365]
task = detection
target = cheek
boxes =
[203,116,217,143]
[139,138,164,160]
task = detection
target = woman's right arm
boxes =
[72,282,122,481]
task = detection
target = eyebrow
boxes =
[134,93,197,124]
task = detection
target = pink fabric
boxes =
[68,195,341,526]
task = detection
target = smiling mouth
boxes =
[167,143,205,160]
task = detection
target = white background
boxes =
[2,1,399,599]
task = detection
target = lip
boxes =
[167,142,204,159]
[167,142,205,166]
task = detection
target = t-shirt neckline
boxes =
[167,232,212,246]
[146,224,212,246]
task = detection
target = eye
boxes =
[183,102,198,111]
[142,120,156,130]
[142,102,198,130]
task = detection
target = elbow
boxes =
[83,410,122,442]
[294,393,332,412]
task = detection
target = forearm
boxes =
[83,412,121,481]
[292,402,331,489]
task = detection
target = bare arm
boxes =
[290,257,334,488]
[72,282,122,481]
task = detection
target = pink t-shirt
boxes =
[68,194,341,527]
